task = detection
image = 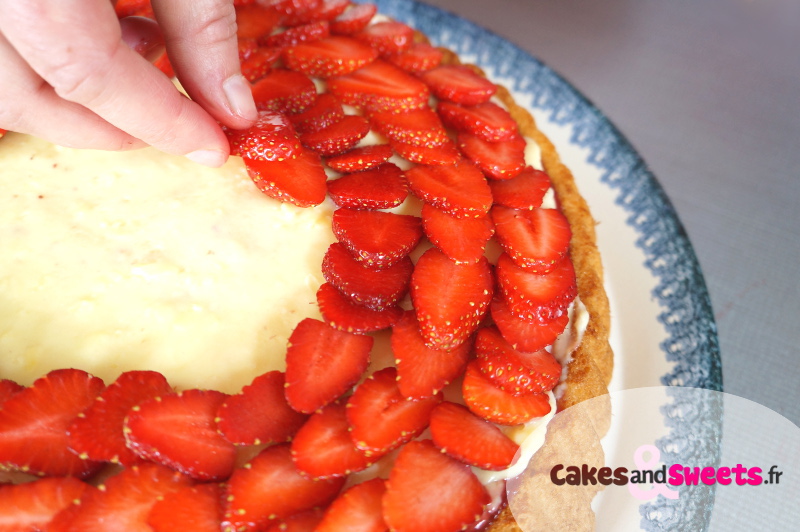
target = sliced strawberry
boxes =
[475,327,561,395]
[289,93,345,135]
[48,463,191,532]
[225,110,301,161]
[284,318,373,414]
[370,108,449,147]
[430,401,520,470]
[385,42,443,73]
[496,252,577,322]
[419,65,497,106]
[0,378,23,405]
[235,4,283,40]
[216,371,309,446]
[492,206,572,273]
[437,101,519,142]
[147,483,223,532]
[252,70,317,114]
[317,282,403,333]
[421,203,494,263]
[0,477,88,532]
[264,509,326,532]
[240,46,282,82]
[322,242,413,310]
[262,20,331,48]
[491,293,569,352]
[462,360,551,425]
[330,3,377,35]
[383,440,490,532]
[488,166,551,210]
[458,132,527,180]
[284,35,377,78]
[405,160,492,219]
[390,138,461,166]
[300,114,370,156]
[326,162,407,210]
[0,128,7,139]
[316,478,387,532]
[238,37,259,61]
[245,147,327,207]
[391,311,472,399]
[281,0,350,26]
[325,144,394,173]
[346,368,441,456]
[291,402,373,478]
[0,368,104,478]
[410,248,493,350]
[328,60,429,113]
[223,444,345,531]
[66,370,172,466]
[266,0,323,17]
[355,20,414,55]
[115,0,153,18]
[331,208,423,269]
[124,389,236,481]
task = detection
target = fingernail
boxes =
[223,74,258,121]
[186,149,227,168]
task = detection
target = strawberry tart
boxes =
[0,1,613,531]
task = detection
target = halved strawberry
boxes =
[462,360,551,425]
[410,248,493,350]
[241,46,282,82]
[0,378,23,405]
[245,147,327,207]
[0,368,104,478]
[405,160,492,219]
[0,477,89,532]
[235,4,283,40]
[147,483,223,532]
[389,138,459,166]
[391,311,473,399]
[316,478,387,532]
[252,70,317,114]
[346,367,441,456]
[284,318,373,414]
[266,0,323,18]
[300,114,370,156]
[284,35,377,78]
[421,203,494,263]
[48,463,191,532]
[370,108,450,147]
[330,3,377,35]
[490,293,569,352]
[355,20,414,55]
[264,509,325,532]
[419,65,497,106]
[437,101,519,142]
[124,389,236,481]
[67,370,172,466]
[115,0,153,18]
[475,327,561,395]
[331,208,423,269]
[458,133,527,180]
[216,371,309,446]
[289,93,345,135]
[492,206,572,273]
[317,282,403,333]
[383,440,490,532]
[430,401,520,470]
[385,42,443,73]
[326,162,407,209]
[262,20,331,48]
[322,242,413,310]
[223,444,345,531]
[488,166,551,210]
[495,252,577,322]
[225,110,301,161]
[325,144,394,173]
[328,60,429,113]
[238,37,259,61]
[281,0,350,26]
[291,402,373,478]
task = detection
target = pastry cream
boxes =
[0,133,335,393]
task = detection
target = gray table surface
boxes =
[424,0,800,426]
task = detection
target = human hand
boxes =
[0,0,259,167]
